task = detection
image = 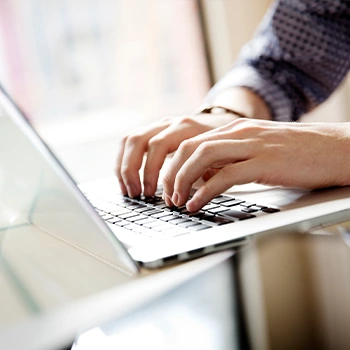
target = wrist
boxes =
[194,104,248,119]
[206,87,272,120]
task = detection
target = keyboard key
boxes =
[241,207,259,213]
[166,217,190,225]
[219,210,255,221]
[178,220,196,227]
[114,219,131,227]
[207,207,230,214]
[100,214,114,220]
[193,212,214,219]
[250,205,265,211]
[143,221,166,229]
[221,199,245,207]
[126,214,149,222]
[183,211,204,220]
[110,208,131,216]
[155,204,168,209]
[160,214,179,222]
[124,223,144,233]
[118,212,140,219]
[116,197,133,206]
[134,206,155,213]
[137,217,157,225]
[124,203,142,210]
[254,205,267,209]
[240,202,256,208]
[262,207,280,213]
[106,217,122,224]
[211,196,233,204]
[169,206,186,213]
[128,214,148,221]
[200,215,233,225]
[182,221,203,227]
[130,203,148,209]
[151,211,174,219]
[144,209,162,216]
[188,223,211,231]
[202,203,220,211]
[144,196,161,204]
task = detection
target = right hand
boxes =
[115,112,239,199]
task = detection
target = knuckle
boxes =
[120,165,133,177]
[248,124,266,133]
[196,141,212,156]
[125,133,143,147]
[178,139,196,153]
[174,115,194,126]
[229,117,250,128]
[148,137,163,150]
[233,121,266,136]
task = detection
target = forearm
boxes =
[206,0,350,122]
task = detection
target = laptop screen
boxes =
[0,85,139,328]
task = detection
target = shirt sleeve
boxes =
[205,0,350,121]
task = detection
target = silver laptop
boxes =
[1,84,350,272]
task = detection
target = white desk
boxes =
[0,226,235,350]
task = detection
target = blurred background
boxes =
[0,0,349,182]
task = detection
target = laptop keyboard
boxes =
[86,189,280,240]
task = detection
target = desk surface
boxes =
[0,228,235,350]
[3,223,350,350]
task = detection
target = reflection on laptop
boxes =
[1,84,350,272]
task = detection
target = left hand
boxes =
[162,119,350,212]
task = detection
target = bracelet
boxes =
[194,104,247,118]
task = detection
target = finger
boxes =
[202,168,219,182]
[143,119,208,197]
[119,122,169,197]
[186,160,261,212]
[154,118,219,203]
[142,132,179,197]
[172,140,254,206]
[162,138,200,205]
[115,138,128,195]
[163,133,240,204]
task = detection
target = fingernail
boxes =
[172,192,179,206]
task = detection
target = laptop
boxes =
[1,84,350,273]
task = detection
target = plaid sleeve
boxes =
[205,0,350,122]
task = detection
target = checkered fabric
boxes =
[205,0,350,122]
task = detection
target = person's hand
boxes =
[162,119,350,212]
[115,112,239,198]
